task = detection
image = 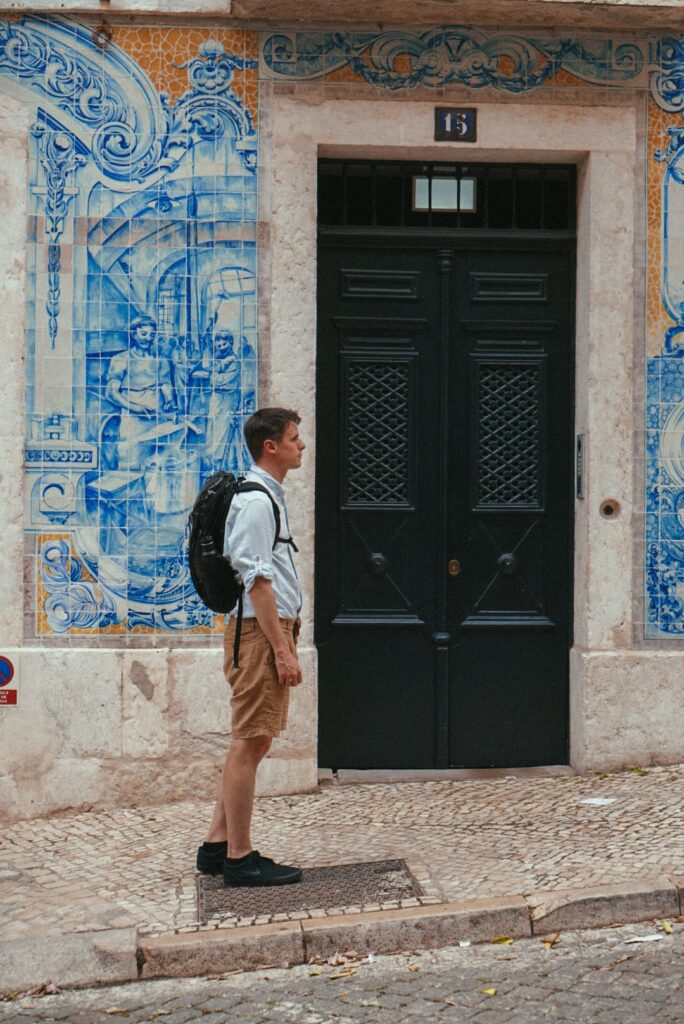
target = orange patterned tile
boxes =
[647,98,676,357]
[325,61,364,84]
[552,67,585,87]
[112,26,258,121]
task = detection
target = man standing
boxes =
[197,408,305,886]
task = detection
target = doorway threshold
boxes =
[319,766,575,784]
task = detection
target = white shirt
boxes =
[223,465,302,620]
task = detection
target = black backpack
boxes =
[188,471,286,668]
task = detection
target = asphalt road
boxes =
[1,921,683,1023]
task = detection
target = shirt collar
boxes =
[248,464,285,501]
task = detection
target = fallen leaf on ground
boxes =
[308,967,324,976]
[147,1013,170,1020]
[328,967,359,980]
[482,987,497,996]
[629,765,648,776]
[407,963,420,972]
[2,983,61,1002]
[327,950,366,966]
[104,1010,129,1017]
[661,921,674,934]
[490,936,514,945]
[624,934,664,944]
[361,998,381,1007]
[542,933,561,950]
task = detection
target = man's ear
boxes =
[263,438,277,454]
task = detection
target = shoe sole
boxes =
[223,873,302,887]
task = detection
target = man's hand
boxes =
[275,649,302,688]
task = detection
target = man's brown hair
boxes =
[244,407,301,461]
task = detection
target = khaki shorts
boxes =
[224,617,300,739]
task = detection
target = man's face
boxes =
[134,323,156,350]
[214,332,234,357]
[271,421,305,473]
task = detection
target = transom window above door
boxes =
[318,160,575,232]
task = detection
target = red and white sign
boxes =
[0,655,18,707]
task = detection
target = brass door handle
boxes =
[447,559,461,577]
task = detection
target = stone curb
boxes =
[2,875,682,992]
[0,927,138,993]
[136,874,684,982]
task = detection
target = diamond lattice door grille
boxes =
[345,360,410,505]
[477,364,541,506]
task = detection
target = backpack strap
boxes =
[235,481,298,551]
[230,480,297,669]
[233,591,244,671]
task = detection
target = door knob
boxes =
[367,552,389,576]
[447,559,461,576]
[497,552,518,575]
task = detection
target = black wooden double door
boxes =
[316,233,575,768]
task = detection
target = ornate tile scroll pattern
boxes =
[0,16,258,638]
[260,29,647,92]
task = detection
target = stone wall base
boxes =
[570,648,684,772]
[0,647,318,822]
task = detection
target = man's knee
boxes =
[231,735,272,763]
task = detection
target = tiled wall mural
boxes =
[0,19,682,639]
[0,17,259,637]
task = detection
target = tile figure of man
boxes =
[197,407,305,886]
[105,315,176,469]
[205,329,244,474]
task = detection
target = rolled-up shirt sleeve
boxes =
[225,495,276,594]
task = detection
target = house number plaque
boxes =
[435,107,477,142]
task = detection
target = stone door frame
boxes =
[262,91,643,770]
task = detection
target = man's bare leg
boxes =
[219,736,272,858]
[205,792,228,844]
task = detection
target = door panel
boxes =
[448,245,574,767]
[316,243,441,768]
[316,234,574,769]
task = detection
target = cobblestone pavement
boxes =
[1,764,683,940]
[2,922,683,1022]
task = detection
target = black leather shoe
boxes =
[196,841,227,875]
[223,850,302,887]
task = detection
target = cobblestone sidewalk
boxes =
[1,763,683,948]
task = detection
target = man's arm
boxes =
[250,577,302,687]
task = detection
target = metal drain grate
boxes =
[199,859,420,922]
